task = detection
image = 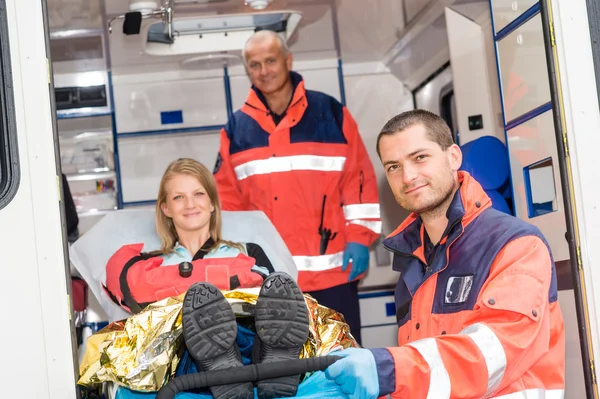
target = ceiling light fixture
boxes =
[244,0,273,11]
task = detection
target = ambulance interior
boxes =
[53,0,587,396]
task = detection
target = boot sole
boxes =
[255,273,310,398]
[182,282,254,399]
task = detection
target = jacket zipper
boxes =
[383,217,463,337]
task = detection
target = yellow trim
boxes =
[545,0,598,395]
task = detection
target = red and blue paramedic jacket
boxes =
[370,172,565,398]
[214,71,381,292]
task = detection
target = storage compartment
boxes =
[358,291,398,348]
[59,130,114,175]
[497,13,551,123]
[361,324,398,348]
[359,291,397,327]
[113,76,228,134]
[118,130,221,203]
[72,191,117,213]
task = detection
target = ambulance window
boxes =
[524,157,558,218]
[0,12,19,211]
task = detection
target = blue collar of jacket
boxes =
[382,186,466,270]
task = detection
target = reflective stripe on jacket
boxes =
[214,71,381,291]
[371,171,565,398]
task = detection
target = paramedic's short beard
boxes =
[394,168,458,217]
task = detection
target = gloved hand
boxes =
[325,348,379,399]
[342,242,370,281]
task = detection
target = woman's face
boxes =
[160,174,214,235]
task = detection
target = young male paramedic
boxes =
[213,30,382,343]
[325,109,565,399]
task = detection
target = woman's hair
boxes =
[154,157,242,255]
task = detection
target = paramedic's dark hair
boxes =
[376,109,455,157]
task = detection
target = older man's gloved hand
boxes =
[325,348,380,399]
[342,242,370,281]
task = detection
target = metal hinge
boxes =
[591,359,597,386]
[56,174,62,202]
[576,245,584,270]
[563,130,569,157]
[549,21,556,47]
[67,293,72,321]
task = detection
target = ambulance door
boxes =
[0,0,78,397]
[490,0,591,397]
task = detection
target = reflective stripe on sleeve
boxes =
[348,219,383,234]
[407,338,451,399]
[460,323,507,396]
[342,203,381,220]
[493,388,564,398]
[293,251,344,272]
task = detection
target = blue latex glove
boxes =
[342,242,370,281]
[325,348,379,399]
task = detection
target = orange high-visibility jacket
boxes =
[370,172,565,398]
[214,71,381,292]
[103,243,265,313]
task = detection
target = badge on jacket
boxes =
[213,152,223,174]
[445,275,474,304]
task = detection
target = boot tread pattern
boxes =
[182,282,254,399]
[255,273,310,398]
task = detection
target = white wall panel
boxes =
[361,324,399,348]
[119,131,221,203]
[287,4,336,56]
[404,0,430,26]
[300,68,341,102]
[497,13,551,123]
[335,0,404,64]
[491,0,538,33]
[113,77,228,133]
[558,290,586,398]
[359,292,399,348]
[446,8,505,145]
[415,66,453,116]
[506,110,568,262]
[359,293,397,327]
[344,72,413,290]
[229,74,251,114]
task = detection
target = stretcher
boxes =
[70,209,335,398]
[70,208,299,322]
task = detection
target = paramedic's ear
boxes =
[161,202,171,218]
[285,51,293,71]
[447,143,462,172]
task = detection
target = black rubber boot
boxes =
[182,282,255,399]
[255,272,310,398]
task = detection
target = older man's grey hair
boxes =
[243,30,290,64]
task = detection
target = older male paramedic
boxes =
[213,30,382,343]
[325,109,565,399]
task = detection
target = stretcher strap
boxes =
[119,253,159,314]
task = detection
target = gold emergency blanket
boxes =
[78,288,357,392]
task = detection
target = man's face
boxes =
[244,38,292,95]
[379,124,462,214]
